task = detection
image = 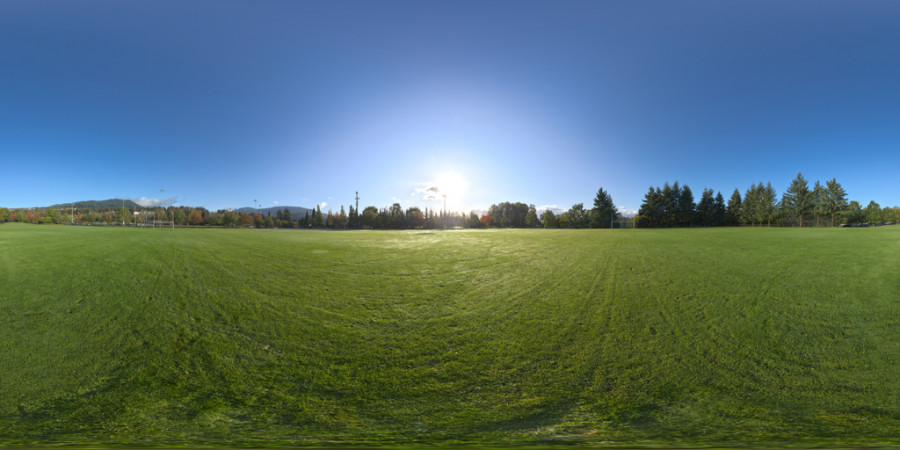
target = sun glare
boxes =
[436,171,469,198]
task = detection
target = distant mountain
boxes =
[51,199,140,210]
[234,205,313,218]
[40,200,313,218]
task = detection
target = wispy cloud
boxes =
[415,185,445,201]
[319,201,327,209]
[536,204,565,215]
[272,201,280,206]
[131,196,177,207]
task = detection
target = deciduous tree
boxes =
[525,204,539,227]
[540,209,558,228]
[566,203,588,228]
[190,209,204,225]
[865,200,882,224]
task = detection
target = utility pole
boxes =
[354,191,360,229]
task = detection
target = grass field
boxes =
[1,223,899,447]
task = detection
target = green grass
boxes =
[1,223,899,447]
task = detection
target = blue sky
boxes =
[3,1,899,214]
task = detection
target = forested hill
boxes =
[51,199,140,210]
[235,205,313,218]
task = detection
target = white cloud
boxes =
[536,204,565,215]
[272,201,280,206]
[618,208,639,217]
[319,201,327,209]
[414,185,446,201]
[131,196,177,207]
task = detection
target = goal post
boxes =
[151,220,175,229]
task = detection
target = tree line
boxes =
[1,173,896,229]
[636,173,898,228]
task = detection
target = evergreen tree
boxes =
[591,187,618,228]
[661,182,677,227]
[812,180,826,227]
[743,183,761,226]
[678,184,695,226]
[763,182,778,226]
[348,205,357,228]
[782,172,812,227]
[713,191,726,226]
[638,186,662,228]
[315,205,324,227]
[824,177,848,227]
[726,188,742,226]
[696,188,715,226]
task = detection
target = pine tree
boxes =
[713,191,726,226]
[315,205,323,227]
[661,182,677,227]
[727,188,742,226]
[678,184,695,226]
[824,177,848,227]
[763,182,778,226]
[697,188,715,226]
[638,186,662,227]
[591,187,618,228]
[812,180,825,227]
[782,172,811,227]
[744,183,763,226]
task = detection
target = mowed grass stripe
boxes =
[1,223,898,446]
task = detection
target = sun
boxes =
[435,171,469,198]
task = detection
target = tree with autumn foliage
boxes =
[190,209,204,225]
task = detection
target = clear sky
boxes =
[3,1,899,214]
